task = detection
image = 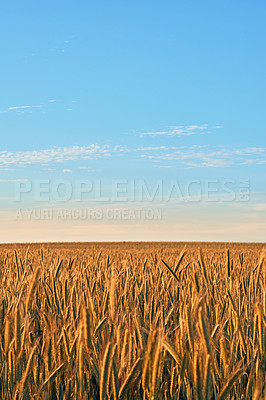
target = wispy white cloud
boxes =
[1,143,265,170]
[0,98,78,115]
[141,124,209,137]
[0,145,111,167]
[0,104,43,114]
[63,169,73,173]
[113,145,131,153]
[139,146,266,168]
[239,158,266,165]
[0,102,51,114]
[8,106,32,110]
[136,145,208,152]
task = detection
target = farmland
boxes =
[0,242,265,399]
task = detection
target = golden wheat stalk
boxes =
[100,342,112,400]
[119,357,142,399]
[25,267,41,313]
[218,368,243,400]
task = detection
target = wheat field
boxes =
[0,242,265,399]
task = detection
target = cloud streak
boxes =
[0,141,265,170]
[0,104,44,114]
[139,146,266,167]
[0,145,111,167]
[141,124,209,137]
[0,99,59,115]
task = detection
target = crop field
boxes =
[0,242,265,399]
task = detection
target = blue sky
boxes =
[0,1,265,242]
